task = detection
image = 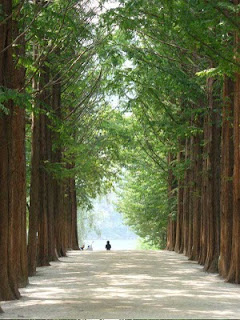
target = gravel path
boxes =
[1,250,240,319]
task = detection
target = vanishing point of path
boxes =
[1,250,240,319]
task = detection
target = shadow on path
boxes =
[1,250,240,319]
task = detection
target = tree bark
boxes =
[226,0,240,284]
[219,76,234,278]
[38,66,50,267]
[28,43,40,276]
[0,0,27,300]
[70,177,80,250]
[183,138,190,256]
[204,77,221,273]
[227,73,240,283]
[188,134,194,259]
[46,119,58,261]
[174,150,184,253]
[13,18,28,289]
[198,109,210,266]
[51,80,67,257]
[189,130,202,261]
[166,154,176,251]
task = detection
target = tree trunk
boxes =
[166,154,176,250]
[51,80,67,257]
[183,138,190,256]
[28,43,41,276]
[219,76,234,278]
[38,66,51,267]
[0,0,27,300]
[190,130,202,261]
[28,110,41,275]
[175,180,184,253]
[71,177,80,250]
[204,77,221,273]
[227,73,240,283]
[188,134,194,259]
[13,18,28,289]
[226,0,240,284]
[198,109,210,266]
[46,119,58,261]
[56,182,67,257]
[174,150,184,253]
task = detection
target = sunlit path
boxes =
[1,250,240,319]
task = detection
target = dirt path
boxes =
[1,250,240,319]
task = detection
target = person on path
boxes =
[86,241,94,251]
[105,240,111,250]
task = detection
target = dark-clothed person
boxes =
[105,240,111,250]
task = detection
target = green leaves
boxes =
[95,0,237,247]
[0,87,31,114]
[11,0,237,247]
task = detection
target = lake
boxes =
[84,239,139,251]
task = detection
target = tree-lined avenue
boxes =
[2,1,240,315]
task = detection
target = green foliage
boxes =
[96,0,238,247]
[7,0,239,247]
[117,168,168,249]
[18,0,123,211]
[0,87,32,114]
[136,238,161,251]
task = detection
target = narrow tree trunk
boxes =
[188,134,194,259]
[52,81,61,257]
[71,177,80,250]
[190,130,202,261]
[219,76,234,278]
[46,120,58,261]
[198,110,209,266]
[51,80,67,257]
[66,177,73,249]
[174,150,184,253]
[227,73,240,283]
[204,77,221,273]
[183,138,190,256]
[28,43,41,276]
[28,112,40,275]
[38,66,51,267]
[175,180,184,253]
[166,154,176,250]
[226,0,240,284]
[58,182,67,257]
[64,182,70,251]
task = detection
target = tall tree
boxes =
[227,0,240,282]
[0,0,28,300]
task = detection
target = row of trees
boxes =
[105,0,240,284]
[0,0,120,309]
[1,1,240,314]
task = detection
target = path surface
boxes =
[1,250,240,319]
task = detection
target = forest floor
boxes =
[1,250,240,319]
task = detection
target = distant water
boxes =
[84,239,138,251]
